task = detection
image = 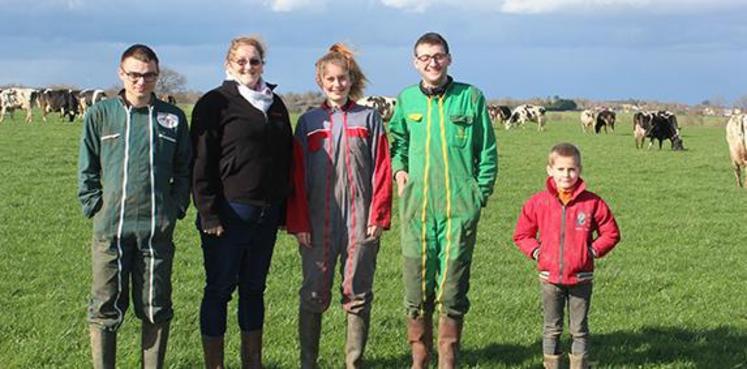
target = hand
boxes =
[395,171,409,197]
[295,232,311,248]
[366,225,382,239]
[204,225,225,237]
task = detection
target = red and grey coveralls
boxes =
[287,101,392,315]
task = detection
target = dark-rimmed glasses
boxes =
[121,69,159,82]
[415,53,449,64]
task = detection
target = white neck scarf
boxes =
[225,70,274,114]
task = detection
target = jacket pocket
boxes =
[307,129,329,152]
[449,114,472,148]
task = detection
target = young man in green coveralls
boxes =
[389,32,498,369]
[78,44,192,369]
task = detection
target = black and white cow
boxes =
[506,104,546,131]
[38,89,79,122]
[357,95,396,122]
[633,111,683,150]
[595,109,616,134]
[77,89,107,117]
[487,104,511,127]
[0,88,38,123]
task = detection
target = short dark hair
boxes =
[413,32,450,55]
[120,44,159,69]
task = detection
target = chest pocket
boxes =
[156,130,178,165]
[307,129,330,152]
[449,114,473,148]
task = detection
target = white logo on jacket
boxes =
[157,112,179,129]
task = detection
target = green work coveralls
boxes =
[78,94,192,330]
[389,81,497,318]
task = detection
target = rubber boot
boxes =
[201,335,225,369]
[407,315,433,369]
[141,320,170,369]
[299,308,322,369]
[569,353,590,369]
[543,353,562,369]
[437,316,463,369]
[90,326,116,369]
[241,330,264,369]
[345,311,371,369]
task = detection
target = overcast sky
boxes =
[0,0,745,104]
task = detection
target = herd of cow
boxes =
[0,87,178,124]
[2,89,746,189]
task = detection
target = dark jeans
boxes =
[541,281,593,356]
[198,202,281,337]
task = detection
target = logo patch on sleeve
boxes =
[157,112,179,129]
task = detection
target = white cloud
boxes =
[266,0,326,11]
[376,0,745,14]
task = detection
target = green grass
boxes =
[0,110,746,368]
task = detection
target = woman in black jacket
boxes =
[190,35,293,369]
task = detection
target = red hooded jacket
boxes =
[513,177,620,285]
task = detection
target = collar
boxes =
[545,176,586,203]
[321,99,355,112]
[222,80,277,96]
[419,75,453,97]
[118,89,155,109]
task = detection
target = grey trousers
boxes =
[540,281,592,356]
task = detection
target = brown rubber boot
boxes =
[299,309,322,369]
[241,330,264,369]
[543,353,562,369]
[407,315,433,369]
[201,335,225,369]
[569,353,590,369]
[345,311,371,369]
[437,316,463,369]
[90,326,116,369]
[141,320,170,369]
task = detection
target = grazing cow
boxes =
[725,114,747,188]
[580,109,595,133]
[38,89,79,122]
[487,104,511,127]
[634,111,683,150]
[595,109,616,134]
[356,95,397,122]
[160,94,177,105]
[0,88,38,123]
[506,104,546,131]
[77,89,107,117]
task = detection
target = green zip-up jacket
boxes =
[78,94,192,239]
[389,81,498,213]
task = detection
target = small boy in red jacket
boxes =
[513,143,620,369]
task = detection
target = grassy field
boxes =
[0,109,746,368]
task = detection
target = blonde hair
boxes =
[225,36,266,65]
[548,142,582,167]
[315,43,367,101]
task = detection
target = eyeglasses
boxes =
[232,58,264,67]
[121,69,159,82]
[415,53,449,64]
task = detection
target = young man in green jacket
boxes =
[389,32,498,369]
[78,44,192,369]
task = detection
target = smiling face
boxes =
[226,44,264,88]
[547,155,581,191]
[317,62,351,107]
[118,56,158,107]
[413,42,451,88]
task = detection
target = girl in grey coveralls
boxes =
[286,43,392,369]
